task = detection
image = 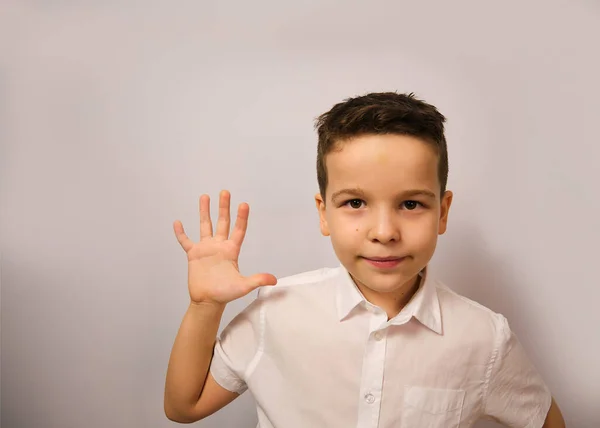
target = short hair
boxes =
[315,91,448,199]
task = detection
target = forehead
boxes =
[325,134,440,195]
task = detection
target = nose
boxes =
[367,210,400,243]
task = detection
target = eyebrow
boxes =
[330,187,437,202]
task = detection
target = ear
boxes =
[438,190,453,235]
[314,192,330,236]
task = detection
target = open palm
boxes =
[174,190,277,304]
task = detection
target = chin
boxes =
[350,269,412,292]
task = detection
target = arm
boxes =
[164,191,277,423]
[542,397,566,428]
[164,302,239,423]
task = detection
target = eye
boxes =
[344,199,365,209]
[402,200,422,210]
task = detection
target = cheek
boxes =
[327,211,353,231]
[404,216,439,245]
[328,217,362,245]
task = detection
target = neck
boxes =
[354,273,422,320]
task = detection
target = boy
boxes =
[164,92,565,427]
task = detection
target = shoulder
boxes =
[435,281,506,323]
[255,266,342,323]
[216,267,342,360]
[433,280,509,347]
[258,266,340,299]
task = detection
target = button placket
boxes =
[357,311,388,427]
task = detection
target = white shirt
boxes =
[210,265,552,428]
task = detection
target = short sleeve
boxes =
[482,315,552,428]
[209,296,264,394]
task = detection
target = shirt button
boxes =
[374,331,384,341]
[365,393,375,404]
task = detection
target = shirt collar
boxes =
[335,264,442,335]
[336,265,365,321]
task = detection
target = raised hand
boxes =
[173,190,277,305]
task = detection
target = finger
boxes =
[215,190,231,239]
[229,202,249,247]
[173,220,194,252]
[199,194,213,239]
[243,273,278,292]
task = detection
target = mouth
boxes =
[361,256,406,269]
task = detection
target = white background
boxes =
[1,1,599,427]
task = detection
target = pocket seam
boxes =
[403,385,466,413]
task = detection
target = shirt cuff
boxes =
[524,387,553,428]
[209,345,248,394]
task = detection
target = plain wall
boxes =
[1,1,599,427]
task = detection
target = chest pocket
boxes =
[400,386,465,428]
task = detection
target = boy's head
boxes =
[313,92,453,315]
[316,92,449,199]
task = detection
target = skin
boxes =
[164,191,276,422]
[315,134,452,319]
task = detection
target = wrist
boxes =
[188,300,226,314]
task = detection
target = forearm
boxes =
[164,301,225,417]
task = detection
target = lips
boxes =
[362,256,406,269]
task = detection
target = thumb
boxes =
[244,273,278,291]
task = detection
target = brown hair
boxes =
[315,91,448,199]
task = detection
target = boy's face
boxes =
[315,134,452,305]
